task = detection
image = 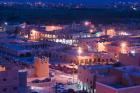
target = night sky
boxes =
[0,0,140,5]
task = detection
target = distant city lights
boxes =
[119,31,130,36]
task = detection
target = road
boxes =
[28,68,79,93]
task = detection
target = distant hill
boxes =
[0,6,140,24]
[0,0,139,5]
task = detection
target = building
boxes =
[34,56,49,77]
[78,64,140,93]
[0,63,27,93]
[78,65,113,93]
[96,66,140,93]
[119,53,140,66]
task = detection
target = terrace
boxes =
[96,66,140,93]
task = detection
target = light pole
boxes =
[120,42,128,54]
[78,47,82,65]
[72,47,83,84]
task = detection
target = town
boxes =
[0,20,139,93]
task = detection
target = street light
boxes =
[120,42,127,48]
[84,21,91,26]
[72,47,83,84]
[77,47,82,65]
[89,29,94,33]
[120,42,128,54]
[4,22,8,25]
[130,50,136,56]
[78,47,82,56]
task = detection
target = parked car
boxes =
[31,92,38,93]
[42,78,51,82]
[31,79,41,83]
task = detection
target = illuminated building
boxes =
[106,28,116,37]
[18,23,98,46]
[45,25,63,31]
[30,29,41,40]
[97,42,106,52]
[118,31,130,36]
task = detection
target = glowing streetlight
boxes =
[130,50,136,56]
[31,29,37,35]
[120,42,128,54]
[78,47,82,56]
[120,42,127,48]
[89,29,94,33]
[4,22,8,25]
[84,21,91,26]
[77,47,83,65]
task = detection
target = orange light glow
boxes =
[97,42,106,52]
[120,42,128,54]
[106,29,116,37]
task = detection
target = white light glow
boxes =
[78,47,82,55]
[84,21,91,26]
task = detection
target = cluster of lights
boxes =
[97,42,106,52]
[95,32,102,37]
[31,29,37,35]
[130,50,136,56]
[106,28,116,37]
[120,42,127,48]
[119,32,130,36]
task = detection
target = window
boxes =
[3,88,7,92]
[13,87,18,90]
[90,81,92,84]
[3,78,7,81]
[90,86,93,89]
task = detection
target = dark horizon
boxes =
[0,0,140,5]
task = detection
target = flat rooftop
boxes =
[79,65,113,71]
[2,43,27,51]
